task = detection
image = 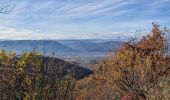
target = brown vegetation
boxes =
[0,24,169,100]
[0,50,76,100]
[75,23,170,100]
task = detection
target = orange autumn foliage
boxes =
[75,23,170,100]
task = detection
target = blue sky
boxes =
[0,0,170,40]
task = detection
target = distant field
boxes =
[57,52,108,69]
[57,52,107,59]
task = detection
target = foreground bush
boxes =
[0,50,76,100]
[75,24,170,100]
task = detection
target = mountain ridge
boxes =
[0,40,122,56]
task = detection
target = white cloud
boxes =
[33,1,55,12]
[54,0,137,17]
[0,27,59,40]
[0,27,136,40]
[144,0,170,15]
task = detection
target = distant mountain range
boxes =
[0,39,122,54]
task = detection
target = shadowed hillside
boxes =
[43,57,93,79]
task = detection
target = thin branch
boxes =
[0,0,15,14]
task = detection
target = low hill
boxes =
[43,57,93,79]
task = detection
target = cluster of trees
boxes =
[75,24,170,100]
[0,3,169,99]
[0,50,76,100]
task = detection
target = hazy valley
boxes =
[0,39,122,68]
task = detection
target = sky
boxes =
[0,0,170,40]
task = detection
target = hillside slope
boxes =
[44,57,93,79]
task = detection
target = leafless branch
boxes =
[0,0,15,14]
